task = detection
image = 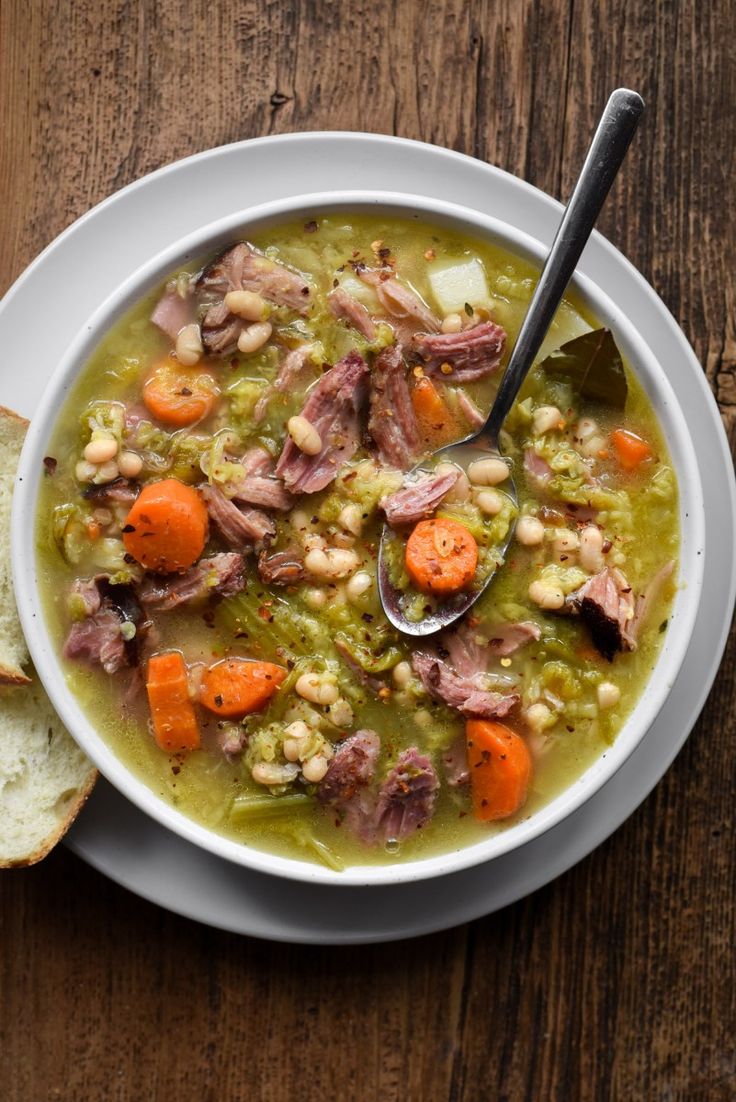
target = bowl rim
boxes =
[12,188,706,887]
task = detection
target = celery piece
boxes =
[229,792,314,823]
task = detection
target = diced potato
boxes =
[535,303,592,363]
[428,258,491,314]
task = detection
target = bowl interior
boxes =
[12,190,706,886]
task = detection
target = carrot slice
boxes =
[143,357,220,427]
[411,377,457,445]
[405,517,478,594]
[199,658,286,718]
[466,719,532,821]
[611,428,652,470]
[123,478,208,573]
[146,651,200,753]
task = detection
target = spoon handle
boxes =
[483,87,645,444]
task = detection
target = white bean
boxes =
[305,547,359,580]
[597,681,621,709]
[283,739,301,762]
[528,578,565,610]
[295,673,339,706]
[118,450,143,478]
[95,460,119,484]
[84,436,118,465]
[440,313,463,334]
[327,698,354,727]
[303,586,327,610]
[552,529,580,554]
[476,489,503,516]
[580,434,607,458]
[338,503,363,536]
[75,460,97,483]
[392,661,412,688]
[346,571,372,601]
[175,323,203,366]
[532,405,562,435]
[575,417,599,442]
[284,719,311,741]
[468,457,509,485]
[516,515,544,546]
[525,702,555,731]
[302,754,330,783]
[237,321,272,355]
[252,761,299,786]
[223,289,267,321]
[579,525,605,573]
[287,415,322,456]
[435,462,471,503]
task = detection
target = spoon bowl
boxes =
[378,88,645,636]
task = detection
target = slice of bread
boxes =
[0,405,96,867]
[0,406,32,684]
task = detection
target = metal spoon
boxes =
[378,87,645,636]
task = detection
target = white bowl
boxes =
[12,190,706,887]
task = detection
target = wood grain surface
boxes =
[1,2,734,1099]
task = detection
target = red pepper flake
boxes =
[304,220,318,233]
[43,456,57,476]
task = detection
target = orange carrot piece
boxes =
[123,478,208,573]
[405,517,478,594]
[411,377,457,445]
[143,357,220,427]
[466,719,532,821]
[146,651,200,753]
[199,658,286,718]
[611,428,652,470]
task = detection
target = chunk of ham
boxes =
[328,286,376,340]
[201,484,275,548]
[438,621,540,680]
[317,730,381,808]
[64,576,146,673]
[524,448,553,487]
[358,268,440,337]
[456,390,486,428]
[257,548,306,586]
[240,446,274,477]
[63,608,127,675]
[374,748,439,843]
[566,567,636,660]
[412,320,506,382]
[232,476,293,512]
[367,344,421,470]
[138,552,245,611]
[412,649,519,719]
[150,286,195,341]
[83,477,139,507]
[275,350,369,494]
[484,621,541,656]
[380,470,457,528]
[196,242,312,354]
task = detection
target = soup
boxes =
[36,215,679,871]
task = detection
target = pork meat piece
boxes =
[232,476,293,512]
[412,319,506,382]
[380,470,457,528]
[441,735,470,788]
[253,345,316,423]
[317,730,381,808]
[150,286,195,341]
[197,242,311,354]
[83,477,139,507]
[358,268,440,336]
[374,748,439,843]
[63,607,127,675]
[367,343,421,470]
[201,484,275,548]
[412,649,519,719]
[566,566,637,660]
[257,548,306,586]
[328,286,376,340]
[275,350,369,494]
[139,552,246,611]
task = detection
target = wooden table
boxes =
[2,3,734,1098]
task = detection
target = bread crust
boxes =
[0,765,98,868]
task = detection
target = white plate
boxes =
[3,133,733,942]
